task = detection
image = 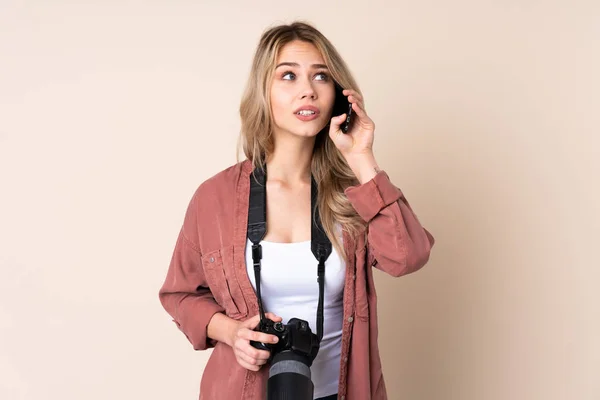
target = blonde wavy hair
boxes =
[236,21,367,260]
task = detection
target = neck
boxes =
[266,133,315,185]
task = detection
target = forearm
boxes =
[346,151,380,184]
[345,169,435,277]
[207,312,240,347]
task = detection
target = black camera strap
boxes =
[247,164,332,342]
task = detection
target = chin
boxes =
[273,118,328,139]
[291,121,328,138]
[293,128,321,137]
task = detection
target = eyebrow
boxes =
[275,62,329,70]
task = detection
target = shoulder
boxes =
[192,159,250,200]
[186,159,251,221]
[181,159,251,252]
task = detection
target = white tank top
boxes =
[245,227,345,399]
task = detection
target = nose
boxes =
[298,78,317,100]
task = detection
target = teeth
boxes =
[297,110,315,116]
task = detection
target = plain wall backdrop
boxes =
[1,1,598,399]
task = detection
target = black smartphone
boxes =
[333,83,353,133]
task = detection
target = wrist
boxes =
[227,319,241,347]
[346,152,380,184]
[207,312,239,347]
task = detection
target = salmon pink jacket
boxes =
[159,159,435,399]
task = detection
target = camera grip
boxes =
[250,339,270,351]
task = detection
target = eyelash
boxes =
[281,71,329,82]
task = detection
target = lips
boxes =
[294,105,320,122]
[293,105,320,115]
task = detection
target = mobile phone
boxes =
[333,83,353,133]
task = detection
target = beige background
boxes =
[1,1,598,399]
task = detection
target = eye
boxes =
[282,71,296,80]
[315,72,329,81]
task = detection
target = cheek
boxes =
[270,89,291,122]
[322,91,336,116]
[270,102,287,127]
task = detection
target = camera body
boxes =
[250,317,320,365]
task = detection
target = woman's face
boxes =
[269,40,335,139]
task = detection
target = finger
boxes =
[239,342,271,361]
[237,357,261,372]
[237,348,268,367]
[348,95,365,111]
[237,350,259,366]
[233,338,267,361]
[254,351,271,362]
[265,312,283,322]
[343,89,363,103]
[245,346,271,362]
[236,327,256,341]
[237,328,279,346]
[351,101,372,123]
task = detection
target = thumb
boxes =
[329,113,347,132]
[265,312,283,322]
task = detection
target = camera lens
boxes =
[268,350,313,400]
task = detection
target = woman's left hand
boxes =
[328,89,375,158]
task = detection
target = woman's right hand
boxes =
[230,312,282,371]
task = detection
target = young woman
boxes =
[159,21,435,400]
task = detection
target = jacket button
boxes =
[344,356,348,363]
[341,396,345,400]
[347,316,354,323]
[209,257,215,263]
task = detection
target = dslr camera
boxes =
[250,317,320,400]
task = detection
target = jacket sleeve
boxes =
[344,170,435,277]
[158,190,225,350]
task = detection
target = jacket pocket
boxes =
[201,246,246,318]
[354,245,370,321]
